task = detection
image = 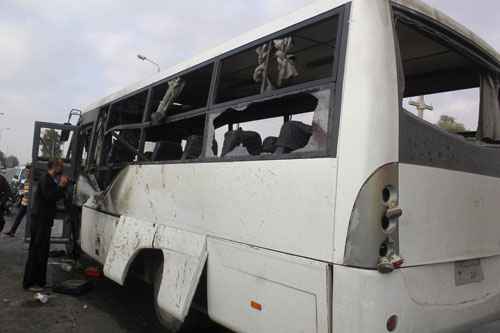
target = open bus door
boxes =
[27,118,81,255]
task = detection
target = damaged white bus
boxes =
[33,0,500,331]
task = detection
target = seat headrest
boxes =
[221,128,263,157]
[276,121,312,153]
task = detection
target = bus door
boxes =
[27,121,80,251]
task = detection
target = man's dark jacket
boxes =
[31,173,64,220]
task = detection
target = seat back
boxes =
[182,135,203,160]
[276,121,312,153]
[221,129,263,157]
[152,141,183,161]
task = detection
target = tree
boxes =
[5,155,19,168]
[0,150,5,169]
[40,129,63,160]
[437,115,466,133]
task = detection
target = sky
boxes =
[0,0,499,164]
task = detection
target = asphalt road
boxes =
[0,214,228,333]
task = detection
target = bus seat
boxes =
[262,136,278,154]
[241,130,263,156]
[221,129,263,157]
[275,121,312,154]
[107,142,135,164]
[152,141,183,161]
[221,130,240,157]
[182,135,203,160]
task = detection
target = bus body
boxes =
[43,0,500,331]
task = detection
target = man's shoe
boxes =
[4,232,14,237]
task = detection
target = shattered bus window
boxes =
[149,63,213,121]
[145,115,206,162]
[216,15,339,104]
[206,89,331,158]
[105,91,148,164]
[397,20,482,139]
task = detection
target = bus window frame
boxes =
[82,3,351,171]
[202,83,336,161]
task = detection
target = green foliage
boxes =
[437,115,466,133]
[40,129,63,160]
[0,150,5,168]
[0,151,20,169]
[5,155,19,168]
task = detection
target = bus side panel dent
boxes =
[101,215,207,321]
[103,215,156,285]
[81,207,119,263]
[207,238,331,333]
[154,225,207,321]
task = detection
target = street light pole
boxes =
[137,54,161,73]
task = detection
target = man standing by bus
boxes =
[23,160,69,291]
[5,165,31,237]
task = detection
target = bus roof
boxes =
[81,0,500,114]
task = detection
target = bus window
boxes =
[144,115,206,162]
[216,15,340,104]
[206,88,331,158]
[396,19,482,140]
[36,127,74,161]
[79,124,93,169]
[92,106,110,168]
[105,91,148,165]
[149,63,213,120]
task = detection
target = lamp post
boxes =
[137,54,161,73]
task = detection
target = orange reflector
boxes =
[250,301,262,311]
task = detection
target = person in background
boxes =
[5,165,32,237]
[23,160,69,291]
[0,172,11,233]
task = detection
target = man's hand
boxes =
[59,176,70,188]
